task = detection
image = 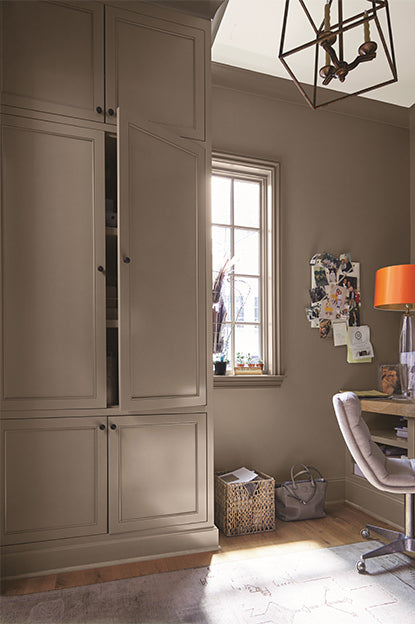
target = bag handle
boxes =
[283,464,324,505]
[290,463,321,488]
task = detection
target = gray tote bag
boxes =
[275,464,327,521]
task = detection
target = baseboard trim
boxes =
[1,526,219,581]
[345,476,404,530]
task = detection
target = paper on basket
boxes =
[219,467,258,484]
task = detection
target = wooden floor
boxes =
[1,503,392,596]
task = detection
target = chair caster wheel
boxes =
[357,559,366,574]
[360,528,370,539]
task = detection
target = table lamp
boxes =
[374,264,415,397]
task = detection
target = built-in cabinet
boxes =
[1,413,207,544]
[1,0,206,138]
[1,115,107,410]
[0,0,217,580]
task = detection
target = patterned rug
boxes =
[2,541,415,623]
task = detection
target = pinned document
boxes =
[347,326,374,363]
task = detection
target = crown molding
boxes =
[212,62,410,129]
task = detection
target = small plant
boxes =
[214,351,229,364]
[246,353,253,366]
[236,352,245,366]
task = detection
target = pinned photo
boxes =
[313,266,329,288]
[319,319,331,339]
[339,253,352,273]
[305,304,320,321]
[309,286,326,303]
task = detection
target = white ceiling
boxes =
[212,0,415,108]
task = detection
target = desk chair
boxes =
[332,391,415,573]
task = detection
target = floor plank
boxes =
[1,503,393,596]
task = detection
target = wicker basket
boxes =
[215,470,275,536]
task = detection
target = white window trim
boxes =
[212,152,284,388]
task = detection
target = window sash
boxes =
[212,153,281,377]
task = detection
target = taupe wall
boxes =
[211,65,411,498]
[410,104,415,262]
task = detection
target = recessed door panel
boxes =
[109,413,207,533]
[106,6,205,139]
[1,116,106,409]
[1,417,107,545]
[118,114,207,411]
[1,1,104,122]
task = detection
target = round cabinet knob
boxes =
[108,108,115,116]
[96,106,103,114]
[97,265,104,272]
[99,424,106,431]
[110,423,117,430]
[123,257,131,264]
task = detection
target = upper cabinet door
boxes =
[1,116,106,410]
[105,5,206,140]
[118,113,207,412]
[0,1,105,122]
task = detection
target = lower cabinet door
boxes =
[108,413,207,534]
[1,417,107,545]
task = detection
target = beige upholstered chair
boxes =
[332,391,415,573]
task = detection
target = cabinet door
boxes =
[118,113,207,412]
[105,5,206,139]
[1,1,104,122]
[1,417,107,545]
[1,116,106,410]
[108,413,207,534]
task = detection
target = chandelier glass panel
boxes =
[278,0,397,109]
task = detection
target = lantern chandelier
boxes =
[278,0,397,109]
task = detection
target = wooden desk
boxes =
[360,398,415,459]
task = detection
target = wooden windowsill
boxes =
[213,374,285,388]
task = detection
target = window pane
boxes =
[234,229,259,275]
[212,225,231,274]
[212,176,231,225]
[234,180,260,228]
[235,324,261,361]
[235,277,260,323]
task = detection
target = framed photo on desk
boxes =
[379,364,403,396]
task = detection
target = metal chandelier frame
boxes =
[278,0,398,109]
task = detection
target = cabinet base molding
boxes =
[345,476,404,530]
[1,526,219,580]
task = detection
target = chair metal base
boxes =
[356,494,415,573]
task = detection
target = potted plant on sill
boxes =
[235,352,246,375]
[214,354,228,376]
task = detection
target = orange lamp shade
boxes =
[374,264,415,311]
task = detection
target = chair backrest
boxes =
[332,392,397,492]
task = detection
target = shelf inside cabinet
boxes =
[370,429,408,449]
[106,319,119,328]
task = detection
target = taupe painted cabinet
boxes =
[1,115,107,410]
[1,0,206,138]
[1,413,207,545]
[1,417,108,546]
[0,0,217,579]
[118,114,207,411]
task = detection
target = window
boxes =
[212,153,283,385]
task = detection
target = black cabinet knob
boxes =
[110,423,117,430]
[123,257,131,264]
[97,265,104,272]
[96,106,103,114]
[99,424,106,431]
[108,108,115,116]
